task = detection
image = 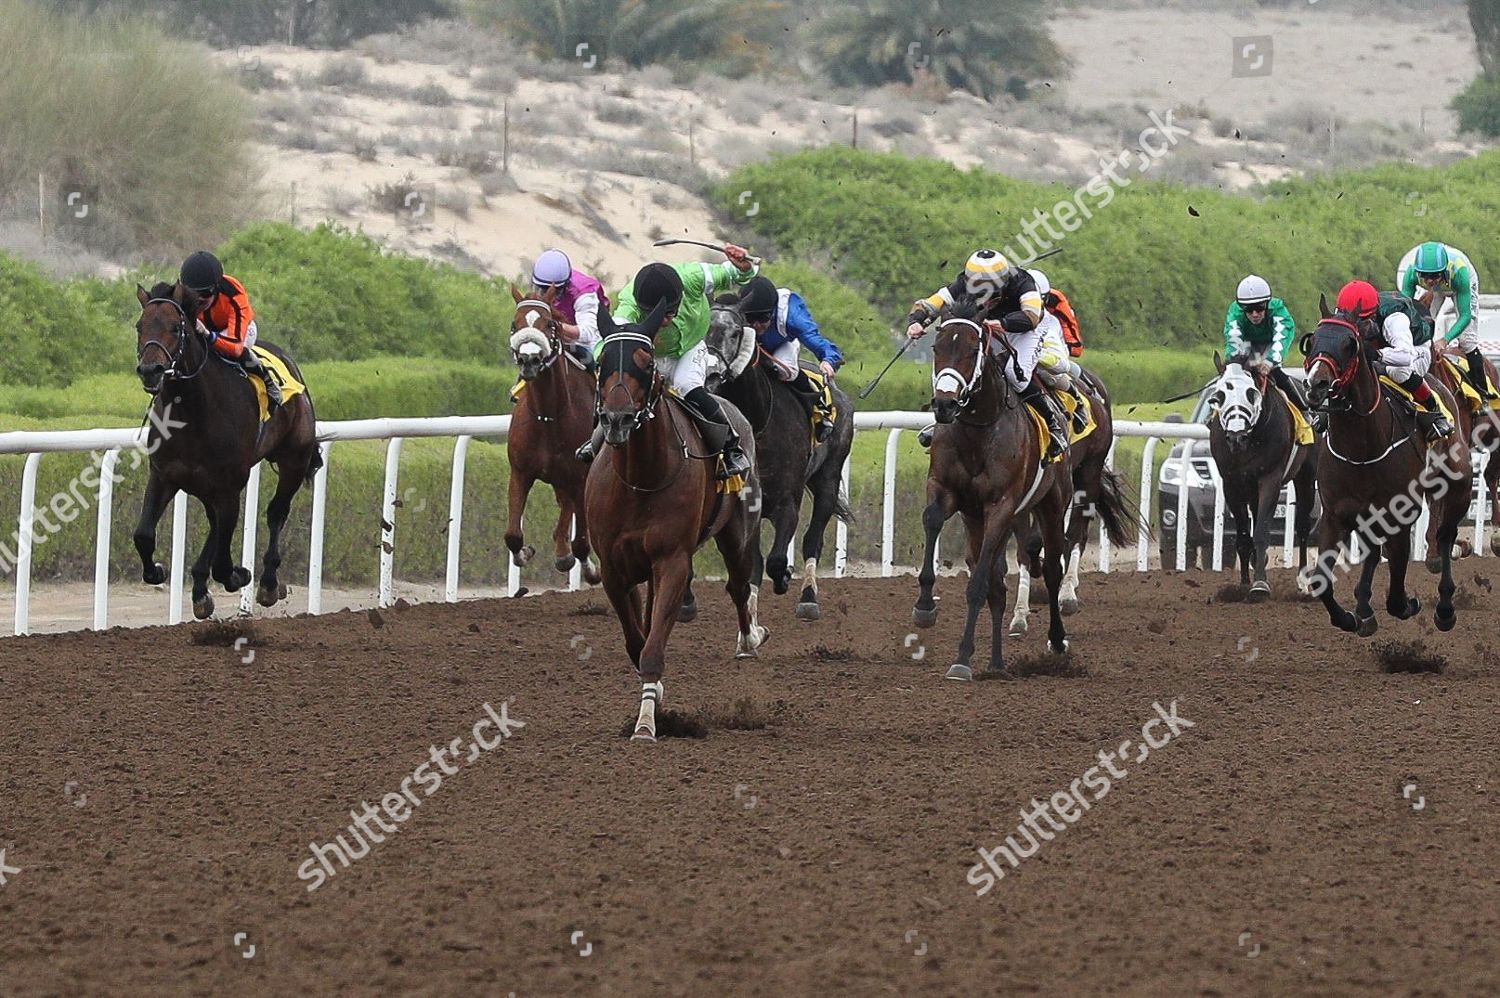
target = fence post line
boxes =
[445,435,471,603]
[307,441,331,615]
[881,428,901,577]
[1474,448,1489,554]
[835,455,850,578]
[13,452,41,635]
[1137,437,1159,572]
[169,492,188,624]
[1099,440,1116,573]
[93,449,120,630]
[238,462,262,615]
[1175,449,1192,571]
[1281,480,1296,569]
[1206,457,1226,572]
[378,437,404,608]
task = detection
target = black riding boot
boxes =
[788,370,835,442]
[576,421,605,463]
[685,387,751,480]
[1466,348,1497,400]
[241,351,283,409]
[569,343,597,373]
[1403,373,1454,442]
[918,423,936,448]
[1020,380,1068,462]
[1270,365,1309,416]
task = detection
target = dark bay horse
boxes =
[584,303,768,742]
[703,298,854,620]
[1008,365,1134,636]
[913,300,1072,680]
[1428,345,1500,563]
[505,286,600,584]
[1205,353,1317,600]
[134,282,320,618]
[1303,309,1470,634]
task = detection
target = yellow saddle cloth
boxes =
[1379,375,1456,431]
[1025,390,1098,465]
[1281,390,1315,445]
[249,346,305,423]
[1439,354,1500,412]
[662,390,746,496]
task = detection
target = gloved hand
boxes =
[906,321,926,340]
[1001,311,1033,333]
[819,360,836,379]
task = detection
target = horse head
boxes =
[1209,352,1268,441]
[1303,311,1374,412]
[704,295,755,392]
[135,281,203,395]
[930,296,988,424]
[595,297,673,447]
[509,284,561,381]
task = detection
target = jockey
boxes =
[1398,241,1495,400]
[905,248,1067,459]
[1335,280,1452,442]
[531,248,606,372]
[576,246,759,479]
[1222,275,1309,419]
[1028,268,1090,432]
[738,276,842,443]
[180,250,282,409]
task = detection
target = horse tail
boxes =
[1095,467,1139,547]
[835,483,854,524]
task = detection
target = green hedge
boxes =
[715,146,1500,350]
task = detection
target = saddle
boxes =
[667,392,745,496]
[220,346,305,423]
[1269,384,1315,445]
[1438,353,1499,413]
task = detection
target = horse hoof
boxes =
[1247,582,1271,603]
[772,576,790,596]
[193,596,214,620]
[1435,609,1456,632]
[1009,619,1028,638]
[555,555,576,573]
[224,567,251,592]
[945,664,974,682]
[630,728,657,743]
[1050,638,1070,655]
[143,563,167,586]
[1425,558,1443,575]
[912,607,938,629]
[583,563,602,586]
[257,583,289,608]
[795,601,822,621]
[1357,613,1378,638]
[1490,535,1500,557]
[512,545,535,568]
[677,602,698,624]
[1059,598,1080,616]
[1455,539,1474,559]
[736,624,770,658]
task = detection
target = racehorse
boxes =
[1427,343,1500,563]
[1203,353,1317,599]
[1007,365,1134,636]
[702,298,854,620]
[505,286,601,584]
[912,298,1072,680]
[584,302,768,742]
[133,282,321,618]
[1302,303,1470,634]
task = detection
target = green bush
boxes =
[716,147,1500,351]
[1452,73,1500,137]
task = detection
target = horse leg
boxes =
[716,518,768,658]
[1248,480,1280,601]
[913,489,957,628]
[133,472,177,585]
[190,497,220,620]
[947,501,1015,681]
[210,495,252,593]
[632,553,693,742]
[1293,459,1317,591]
[1351,537,1382,637]
[678,566,698,623]
[1230,497,1254,591]
[795,469,842,622]
[1314,519,1359,633]
[504,470,536,569]
[564,488,601,585]
[1058,545,1082,616]
[1009,532,1032,637]
[1436,500,1462,632]
[256,461,305,607]
[601,573,646,668]
[1039,496,1071,657]
[764,499,798,597]
[550,487,577,573]
[1383,529,1421,620]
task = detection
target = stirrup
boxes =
[576,440,596,463]
[917,424,935,448]
[720,446,751,480]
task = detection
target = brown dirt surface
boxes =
[0,568,1496,996]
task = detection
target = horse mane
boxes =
[946,295,983,322]
[1227,354,1271,378]
[146,281,176,300]
[713,292,742,309]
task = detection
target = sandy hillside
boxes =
[240,3,1487,289]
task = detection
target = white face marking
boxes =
[524,310,541,328]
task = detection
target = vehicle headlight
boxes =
[1160,460,1181,485]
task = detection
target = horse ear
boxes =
[597,307,619,338]
[511,284,524,303]
[1213,350,1224,374]
[1299,333,1313,356]
[1319,293,1331,319]
[136,283,149,307]
[634,297,673,338]
[542,284,559,304]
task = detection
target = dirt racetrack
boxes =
[0,567,1496,996]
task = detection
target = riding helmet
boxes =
[738,276,778,321]
[532,249,572,289]
[1026,268,1051,297]
[632,262,683,313]
[180,250,224,293]
[1414,241,1449,278]
[963,249,1011,298]
[1335,280,1379,317]
[1235,274,1272,307]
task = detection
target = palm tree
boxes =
[812,0,1070,99]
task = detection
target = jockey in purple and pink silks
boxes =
[531,248,610,370]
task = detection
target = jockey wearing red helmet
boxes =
[1332,280,1452,441]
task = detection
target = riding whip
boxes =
[651,238,764,266]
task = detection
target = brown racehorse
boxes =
[1302,308,1470,634]
[1204,353,1317,599]
[134,282,321,618]
[912,299,1073,680]
[505,286,600,584]
[585,302,768,742]
[1008,366,1135,636]
[1426,344,1500,564]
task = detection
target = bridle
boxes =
[932,316,988,411]
[1305,318,1379,416]
[510,299,563,367]
[1210,363,1265,436]
[137,296,210,392]
[596,330,663,439]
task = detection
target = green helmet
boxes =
[1414,241,1450,278]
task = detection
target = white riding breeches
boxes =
[988,325,1043,392]
[767,339,800,381]
[1384,341,1432,384]
[655,338,710,395]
